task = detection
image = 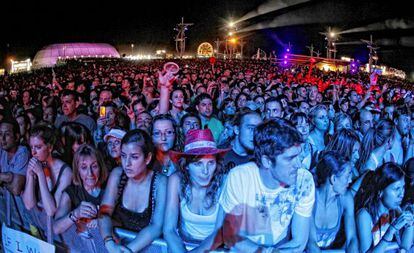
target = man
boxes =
[308,85,319,106]
[348,90,360,109]
[55,89,96,133]
[0,119,30,229]
[204,119,315,252]
[294,86,308,102]
[357,108,374,140]
[388,108,411,164]
[98,88,113,106]
[264,97,283,119]
[223,109,263,171]
[194,93,223,142]
[298,101,310,115]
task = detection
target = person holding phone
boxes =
[94,102,120,145]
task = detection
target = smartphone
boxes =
[99,106,106,118]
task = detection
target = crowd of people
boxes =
[0,58,414,252]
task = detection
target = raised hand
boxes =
[158,70,177,90]
[124,104,135,121]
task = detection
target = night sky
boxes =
[2,0,413,78]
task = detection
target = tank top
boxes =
[64,184,104,208]
[314,197,344,249]
[180,199,219,242]
[113,171,158,232]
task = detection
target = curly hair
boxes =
[178,155,225,209]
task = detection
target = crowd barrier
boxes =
[0,191,405,252]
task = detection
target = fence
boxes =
[0,190,403,252]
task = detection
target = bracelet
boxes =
[382,236,393,243]
[68,212,77,223]
[103,235,114,244]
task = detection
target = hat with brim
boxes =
[104,129,126,142]
[169,129,230,163]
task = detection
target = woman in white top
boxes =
[163,129,229,252]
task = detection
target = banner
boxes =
[2,223,55,253]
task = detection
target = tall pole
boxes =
[306,44,314,57]
[215,38,220,58]
[174,17,193,58]
[320,27,338,59]
[240,38,245,60]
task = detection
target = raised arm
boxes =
[158,70,176,114]
[163,173,187,252]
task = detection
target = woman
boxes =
[307,151,358,252]
[326,129,361,180]
[333,113,353,132]
[355,162,414,253]
[235,92,249,110]
[290,112,312,170]
[22,125,73,233]
[308,105,330,159]
[99,129,167,253]
[101,128,126,171]
[164,129,228,252]
[151,114,180,176]
[60,122,92,165]
[53,145,108,253]
[169,88,187,124]
[357,119,395,173]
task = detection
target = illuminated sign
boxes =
[11,59,32,73]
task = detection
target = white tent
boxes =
[32,43,120,69]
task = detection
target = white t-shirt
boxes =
[219,162,315,246]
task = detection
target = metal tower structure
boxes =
[320,27,338,59]
[361,35,380,73]
[174,17,193,58]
